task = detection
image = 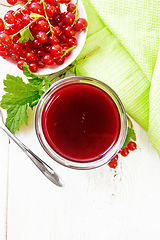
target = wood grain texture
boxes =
[0,59,160,240]
[0,63,10,240]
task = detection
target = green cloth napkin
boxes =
[75,0,160,156]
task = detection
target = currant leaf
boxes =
[1,74,42,107]
[122,127,136,149]
[22,62,51,91]
[5,104,28,134]
[18,28,34,43]
[30,13,44,21]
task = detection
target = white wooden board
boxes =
[0,58,160,240]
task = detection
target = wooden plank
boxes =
[0,59,160,239]
[0,128,9,240]
[0,59,10,240]
[6,117,160,240]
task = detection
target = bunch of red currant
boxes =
[0,0,88,72]
[108,141,137,169]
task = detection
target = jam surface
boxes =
[42,83,121,162]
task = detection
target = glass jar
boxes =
[35,76,127,170]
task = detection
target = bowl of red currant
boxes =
[0,0,88,75]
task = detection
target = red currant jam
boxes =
[41,83,121,163]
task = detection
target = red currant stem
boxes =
[13,0,32,16]
[3,22,8,29]
[47,46,101,86]
[0,3,13,7]
[61,45,76,58]
[0,1,24,7]
[72,0,79,27]
[11,13,43,40]
[41,0,55,33]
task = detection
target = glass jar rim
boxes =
[35,76,128,170]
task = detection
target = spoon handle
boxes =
[1,124,64,187]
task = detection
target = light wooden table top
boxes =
[0,59,160,240]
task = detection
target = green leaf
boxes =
[0,63,50,132]
[22,63,44,87]
[18,28,34,43]
[122,127,136,149]
[72,60,78,76]
[30,12,44,21]
[5,105,28,134]
[22,62,50,91]
[44,78,51,91]
[29,99,40,109]
[1,74,42,107]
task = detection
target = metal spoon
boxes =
[0,108,64,187]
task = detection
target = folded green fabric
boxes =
[75,0,160,156]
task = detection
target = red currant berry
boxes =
[36,58,45,68]
[14,9,23,20]
[0,48,10,58]
[120,147,129,157]
[21,41,33,51]
[7,0,18,5]
[63,12,75,26]
[60,23,67,32]
[108,160,118,169]
[44,44,51,53]
[49,35,60,44]
[37,31,48,43]
[32,39,43,49]
[46,4,56,18]
[26,52,37,63]
[0,33,11,46]
[67,3,76,13]
[17,60,28,70]
[67,36,77,47]
[60,33,68,43]
[4,11,15,24]
[37,19,49,32]
[62,45,72,57]
[52,13,62,24]
[63,26,75,37]
[14,19,24,30]
[45,0,60,6]
[75,18,88,31]
[11,43,22,53]
[30,24,39,37]
[22,6,30,15]
[20,48,27,58]
[37,49,45,57]
[50,44,63,57]
[22,14,32,26]
[42,53,54,65]
[8,25,19,35]
[113,154,119,161]
[0,18,4,31]
[127,141,137,151]
[29,63,38,72]
[10,52,20,62]
[0,43,5,51]
[51,25,61,36]
[12,35,19,43]
[30,2,44,15]
[55,56,64,65]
